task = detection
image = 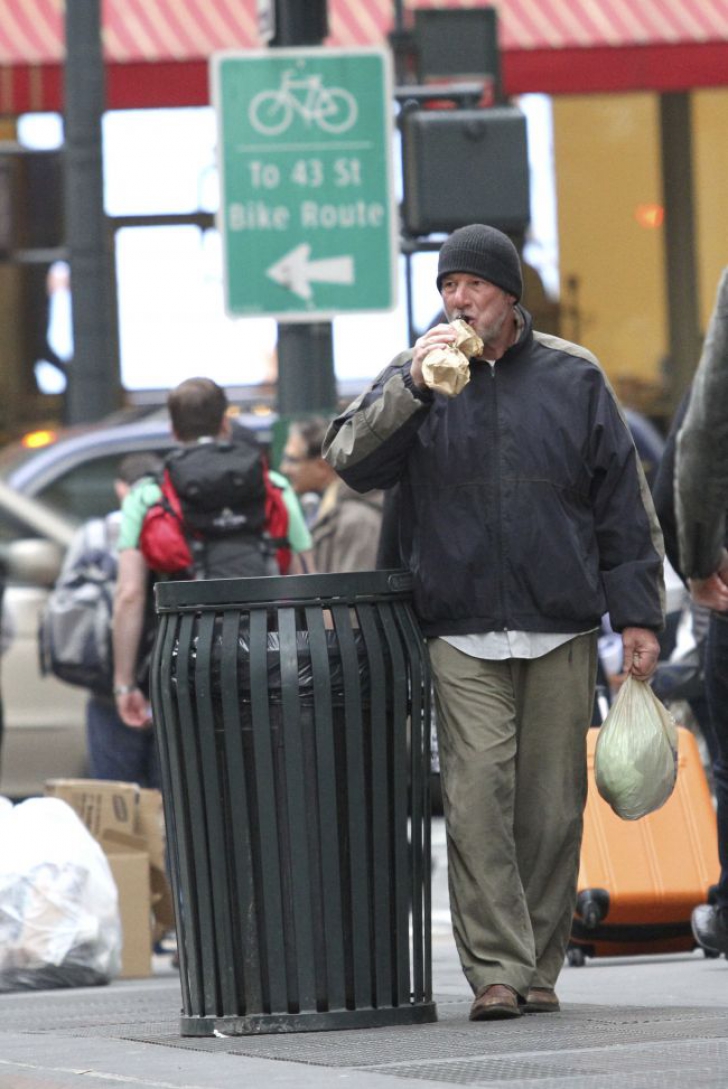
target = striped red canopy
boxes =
[1,0,727,113]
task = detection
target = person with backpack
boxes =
[40,452,163,786]
[112,377,312,729]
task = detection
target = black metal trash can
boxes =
[151,569,436,1035]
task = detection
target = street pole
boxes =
[660,93,703,414]
[271,0,338,418]
[64,0,120,424]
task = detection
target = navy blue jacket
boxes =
[324,307,665,638]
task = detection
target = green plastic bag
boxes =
[594,674,679,821]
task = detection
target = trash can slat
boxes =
[397,602,434,1001]
[278,607,319,1012]
[153,613,194,1014]
[356,602,394,1006]
[330,602,373,1008]
[400,610,426,1002]
[175,612,218,1015]
[194,611,238,1013]
[377,601,412,1002]
[248,608,289,1013]
[304,604,347,1011]
[219,608,263,1015]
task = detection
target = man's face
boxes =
[439,273,515,348]
[281,430,325,495]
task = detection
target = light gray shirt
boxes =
[441,630,585,661]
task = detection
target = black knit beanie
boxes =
[436,224,523,300]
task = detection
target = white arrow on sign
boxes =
[266,244,355,301]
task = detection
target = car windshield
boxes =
[0,440,123,522]
[36,452,135,522]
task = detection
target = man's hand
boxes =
[410,323,457,390]
[621,626,660,681]
[115,688,152,728]
[689,572,728,611]
[688,550,728,611]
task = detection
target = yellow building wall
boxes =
[551,93,667,414]
[693,88,728,330]
[552,90,728,419]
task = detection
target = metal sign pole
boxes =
[64,0,120,424]
[271,0,337,417]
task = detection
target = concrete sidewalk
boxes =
[1,820,726,1088]
[1,940,727,1089]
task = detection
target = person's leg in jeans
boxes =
[86,694,160,788]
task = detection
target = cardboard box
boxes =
[103,830,152,979]
[44,779,170,979]
[44,779,139,840]
[137,788,176,937]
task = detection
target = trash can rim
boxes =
[154,568,413,612]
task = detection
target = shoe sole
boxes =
[470,1005,522,1021]
[523,1001,560,1013]
[691,920,728,956]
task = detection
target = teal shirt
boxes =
[270,469,313,553]
[117,479,162,551]
[117,470,312,554]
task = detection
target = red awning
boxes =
[1,0,727,114]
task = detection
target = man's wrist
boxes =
[113,683,138,697]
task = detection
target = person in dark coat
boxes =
[324,224,665,1020]
[673,267,728,955]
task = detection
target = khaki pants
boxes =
[429,632,598,998]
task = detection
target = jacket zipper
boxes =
[490,364,509,629]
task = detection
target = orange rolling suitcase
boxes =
[568,725,720,965]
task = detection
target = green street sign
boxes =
[211,47,398,322]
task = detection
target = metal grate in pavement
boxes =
[360,1038,728,1086]
[117,1007,728,1068]
[0,983,181,1036]
[3,980,728,1088]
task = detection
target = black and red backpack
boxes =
[138,433,291,579]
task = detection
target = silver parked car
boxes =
[0,481,83,798]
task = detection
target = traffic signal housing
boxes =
[269,0,328,46]
[400,106,530,237]
[0,146,64,254]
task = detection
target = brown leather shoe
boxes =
[523,987,560,1013]
[469,984,522,1021]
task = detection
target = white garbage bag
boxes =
[0,796,122,991]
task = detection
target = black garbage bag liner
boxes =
[171,626,373,705]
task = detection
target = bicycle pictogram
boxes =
[248,68,358,136]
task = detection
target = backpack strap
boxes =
[262,468,292,573]
[85,516,110,553]
[138,468,195,576]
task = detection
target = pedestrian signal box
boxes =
[0,146,63,255]
[400,106,530,236]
